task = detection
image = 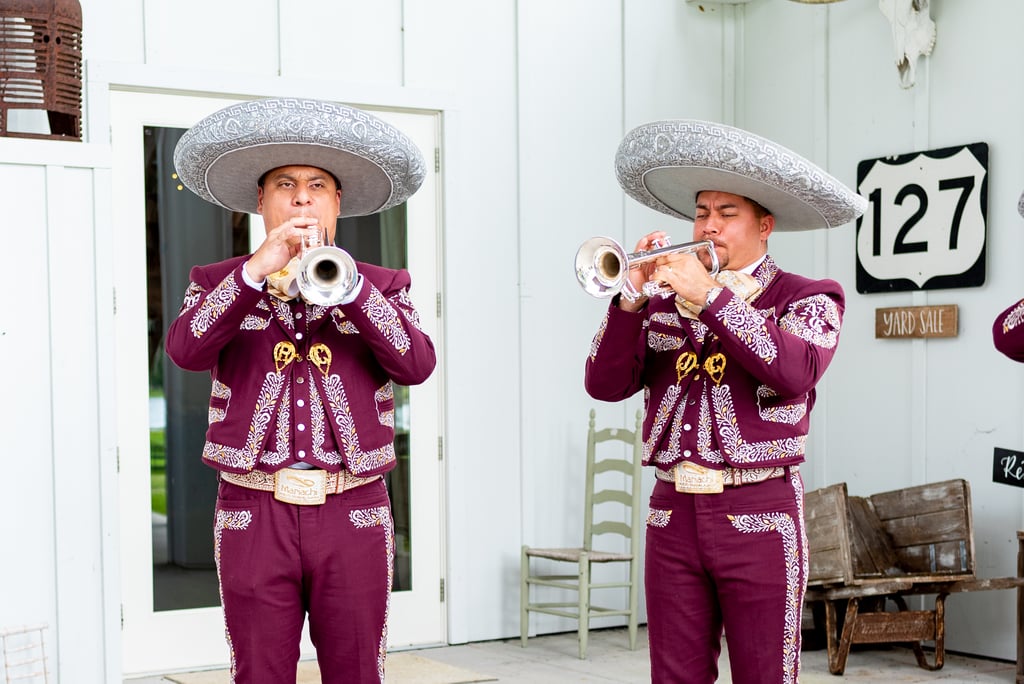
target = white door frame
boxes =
[109,88,445,676]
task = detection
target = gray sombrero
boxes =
[173,97,425,217]
[615,119,867,231]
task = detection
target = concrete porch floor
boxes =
[125,625,1019,683]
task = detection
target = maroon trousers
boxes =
[213,477,394,683]
[645,470,806,684]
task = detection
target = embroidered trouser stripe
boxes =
[214,478,393,684]
[644,472,806,684]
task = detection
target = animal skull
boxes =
[878,0,936,88]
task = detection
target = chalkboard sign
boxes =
[993,447,1024,488]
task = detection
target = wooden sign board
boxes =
[875,304,958,339]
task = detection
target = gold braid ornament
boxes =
[308,343,332,377]
[675,351,698,384]
[273,341,298,372]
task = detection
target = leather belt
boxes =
[655,462,789,493]
[221,468,381,505]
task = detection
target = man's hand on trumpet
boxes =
[653,249,720,310]
[618,231,666,313]
[244,215,323,283]
[619,230,719,313]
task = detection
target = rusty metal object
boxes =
[0,0,82,140]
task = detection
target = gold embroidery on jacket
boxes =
[209,380,231,424]
[375,383,395,428]
[362,284,411,355]
[779,294,841,349]
[191,276,240,338]
[710,384,806,463]
[590,312,609,361]
[1003,299,1024,333]
[704,353,726,385]
[203,371,284,470]
[309,343,332,377]
[675,351,698,384]
[273,341,298,372]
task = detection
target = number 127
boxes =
[868,176,975,256]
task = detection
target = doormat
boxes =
[165,652,496,683]
[385,652,497,683]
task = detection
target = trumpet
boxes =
[574,236,720,299]
[296,227,359,306]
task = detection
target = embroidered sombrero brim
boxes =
[173,98,425,217]
[615,120,867,231]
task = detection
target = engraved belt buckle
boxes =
[274,469,327,505]
[674,462,725,494]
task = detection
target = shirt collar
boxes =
[739,254,767,276]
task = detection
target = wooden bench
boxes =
[803,478,1024,677]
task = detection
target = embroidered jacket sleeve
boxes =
[584,299,649,401]
[698,277,844,397]
[993,298,1024,362]
[165,259,265,372]
[336,266,436,386]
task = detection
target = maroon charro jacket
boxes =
[585,255,844,472]
[165,255,436,477]
[993,298,1024,362]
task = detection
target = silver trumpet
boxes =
[574,236,720,299]
[296,227,359,306]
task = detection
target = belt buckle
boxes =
[674,462,724,494]
[274,469,327,505]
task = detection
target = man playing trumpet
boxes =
[584,120,866,684]
[993,189,1024,361]
[166,98,436,683]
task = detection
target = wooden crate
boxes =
[803,478,1024,677]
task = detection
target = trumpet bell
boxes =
[297,246,359,306]
[574,236,629,298]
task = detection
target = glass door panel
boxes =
[113,91,444,675]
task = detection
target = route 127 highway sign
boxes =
[855,142,988,293]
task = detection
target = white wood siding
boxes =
[4,1,1024,678]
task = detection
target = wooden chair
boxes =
[520,408,644,659]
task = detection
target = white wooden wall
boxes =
[0,141,116,680]
[5,1,1024,679]
[739,0,1024,660]
[516,0,732,642]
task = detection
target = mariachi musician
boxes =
[993,190,1024,361]
[583,120,866,684]
[166,98,435,683]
